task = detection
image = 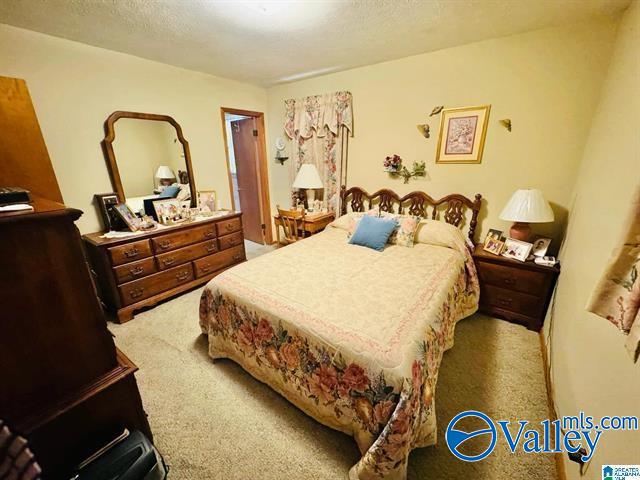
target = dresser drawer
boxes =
[152,223,217,253]
[108,240,153,266]
[216,217,241,236]
[477,261,547,296]
[155,240,218,271]
[193,245,245,278]
[218,231,244,251]
[119,264,194,306]
[480,284,543,318]
[113,257,157,284]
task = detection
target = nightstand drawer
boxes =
[477,262,547,296]
[480,284,543,318]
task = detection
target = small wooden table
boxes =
[274,211,335,244]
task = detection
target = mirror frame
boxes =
[101,111,197,207]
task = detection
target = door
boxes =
[231,118,264,243]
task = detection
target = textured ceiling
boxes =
[0,0,630,86]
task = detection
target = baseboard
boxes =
[538,332,568,480]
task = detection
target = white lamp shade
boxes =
[155,165,175,179]
[499,189,554,223]
[292,164,323,189]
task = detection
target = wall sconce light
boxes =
[275,136,289,165]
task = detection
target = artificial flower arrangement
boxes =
[383,154,426,183]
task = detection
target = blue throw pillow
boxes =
[348,215,398,251]
[158,185,180,198]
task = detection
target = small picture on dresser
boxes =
[531,237,552,257]
[113,203,140,232]
[483,229,505,255]
[502,237,533,262]
[198,190,217,216]
[94,193,126,231]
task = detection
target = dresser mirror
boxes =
[102,111,197,216]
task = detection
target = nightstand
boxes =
[472,244,560,331]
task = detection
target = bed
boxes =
[199,186,482,479]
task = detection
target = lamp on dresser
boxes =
[499,188,554,241]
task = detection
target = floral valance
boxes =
[284,91,353,140]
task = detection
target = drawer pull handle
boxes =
[206,244,216,253]
[499,298,513,307]
[176,271,190,282]
[129,266,145,276]
[129,287,145,299]
[204,230,215,238]
[225,224,234,231]
[200,264,212,273]
[162,258,175,266]
[124,248,139,258]
[158,240,172,249]
[233,253,242,261]
[503,277,516,285]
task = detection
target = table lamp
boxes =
[292,164,323,210]
[155,166,175,188]
[499,189,554,241]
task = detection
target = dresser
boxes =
[473,245,560,331]
[83,212,246,322]
[0,197,151,478]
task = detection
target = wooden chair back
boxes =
[277,206,306,245]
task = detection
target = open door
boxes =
[231,118,263,243]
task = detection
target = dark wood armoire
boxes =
[0,76,152,478]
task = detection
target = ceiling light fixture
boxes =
[210,0,332,32]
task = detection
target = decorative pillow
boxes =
[329,209,380,235]
[158,185,180,198]
[379,212,420,247]
[347,208,380,236]
[176,183,191,201]
[348,215,397,252]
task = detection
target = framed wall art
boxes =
[436,105,491,164]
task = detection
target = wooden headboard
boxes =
[340,186,483,243]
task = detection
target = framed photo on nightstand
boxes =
[483,229,505,255]
[502,237,533,262]
[532,237,552,257]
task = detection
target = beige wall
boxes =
[266,20,618,246]
[545,2,640,477]
[0,23,267,233]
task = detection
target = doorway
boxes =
[221,108,273,245]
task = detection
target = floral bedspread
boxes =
[199,225,479,479]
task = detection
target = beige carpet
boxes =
[110,274,556,479]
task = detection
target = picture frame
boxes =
[113,202,140,232]
[197,190,217,216]
[483,228,505,255]
[502,237,533,262]
[94,192,125,231]
[531,237,552,257]
[152,198,188,225]
[436,105,491,164]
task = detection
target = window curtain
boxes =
[586,185,640,362]
[284,91,353,213]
